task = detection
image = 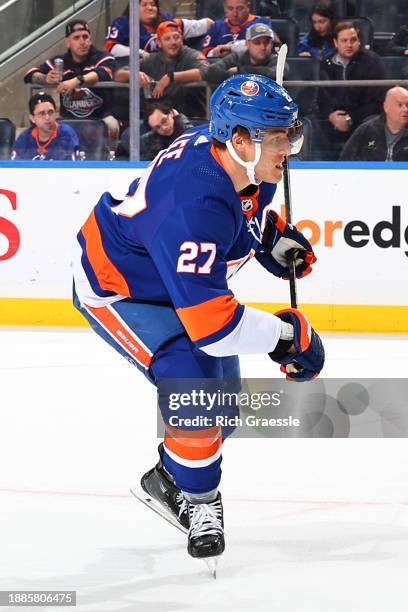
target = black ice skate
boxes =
[138,448,189,531]
[187,493,225,559]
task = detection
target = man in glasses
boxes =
[120,101,193,160]
[11,92,79,160]
[138,101,193,160]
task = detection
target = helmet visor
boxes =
[258,120,304,156]
[288,119,304,155]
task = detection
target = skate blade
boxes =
[131,485,221,578]
[203,556,219,579]
[130,485,187,534]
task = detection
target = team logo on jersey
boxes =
[62,88,103,118]
[241,81,259,96]
[241,199,253,212]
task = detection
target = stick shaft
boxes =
[283,157,298,308]
[277,44,298,309]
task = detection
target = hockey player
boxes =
[72,74,325,563]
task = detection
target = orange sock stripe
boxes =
[164,427,222,461]
[81,211,130,297]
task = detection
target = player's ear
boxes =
[231,129,250,153]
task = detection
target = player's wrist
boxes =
[268,321,294,360]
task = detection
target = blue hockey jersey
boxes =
[104,13,172,54]
[203,15,272,55]
[73,126,282,355]
[11,123,79,160]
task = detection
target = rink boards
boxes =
[0,161,407,332]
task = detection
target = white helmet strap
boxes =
[226,139,262,186]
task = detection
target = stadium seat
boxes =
[0,118,16,159]
[284,56,320,116]
[284,0,347,33]
[196,0,280,20]
[350,17,374,50]
[196,0,224,20]
[61,119,108,160]
[355,0,408,35]
[272,18,299,55]
[380,56,408,80]
[253,1,282,18]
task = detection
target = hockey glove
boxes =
[269,308,325,381]
[255,210,316,279]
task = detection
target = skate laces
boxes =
[188,499,223,539]
[175,491,188,519]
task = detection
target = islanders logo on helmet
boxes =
[240,80,259,96]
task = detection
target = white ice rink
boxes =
[0,328,407,612]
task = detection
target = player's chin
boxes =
[270,163,284,182]
[259,168,283,184]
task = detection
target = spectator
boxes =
[387,25,408,57]
[104,1,214,57]
[340,86,408,160]
[203,0,280,58]
[296,4,338,59]
[11,92,79,160]
[24,20,119,146]
[121,101,194,159]
[115,21,209,118]
[317,21,386,158]
[206,22,286,85]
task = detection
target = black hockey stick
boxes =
[276,44,298,309]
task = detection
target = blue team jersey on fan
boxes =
[203,15,272,54]
[74,125,275,348]
[104,13,172,53]
[12,122,79,160]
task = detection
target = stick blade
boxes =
[276,43,288,86]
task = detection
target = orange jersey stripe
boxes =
[275,308,311,352]
[165,427,222,461]
[85,304,152,367]
[104,40,116,52]
[176,294,239,342]
[81,211,130,297]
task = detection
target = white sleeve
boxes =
[182,18,210,38]
[200,305,282,357]
[110,43,130,58]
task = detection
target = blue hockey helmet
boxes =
[209,73,298,143]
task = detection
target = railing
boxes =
[26,81,212,118]
[19,78,408,161]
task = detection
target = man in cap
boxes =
[206,22,286,85]
[11,92,79,160]
[115,20,209,118]
[203,0,280,57]
[24,19,119,150]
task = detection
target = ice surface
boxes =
[0,329,407,611]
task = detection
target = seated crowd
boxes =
[2,0,408,161]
